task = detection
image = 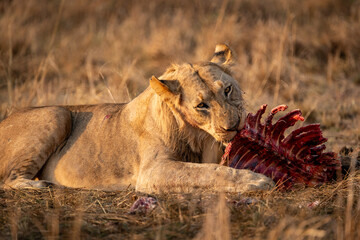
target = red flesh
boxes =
[221,104,341,189]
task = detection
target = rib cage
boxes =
[221,104,341,189]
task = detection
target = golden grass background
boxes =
[0,0,359,239]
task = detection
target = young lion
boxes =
[0,44,274,193]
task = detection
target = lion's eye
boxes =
[224,86,232,97]
[195,102,209,109]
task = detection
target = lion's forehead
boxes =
[178,63,233,89]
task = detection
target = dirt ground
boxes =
[0,0,359,239]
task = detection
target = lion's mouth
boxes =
[217,130,238,144]
[216,112,247,144]
[222,119,241,133]
[220,114,246,144]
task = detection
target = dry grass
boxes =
[0,0,360,239]
[0,173,359,239]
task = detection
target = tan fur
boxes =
[0,44,274,193]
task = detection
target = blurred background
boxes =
[0,0,359,150]
[1,1,360,239]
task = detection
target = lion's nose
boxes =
[222,118,240,132]
[238,111,247,130]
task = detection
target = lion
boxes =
[0,44,274,193]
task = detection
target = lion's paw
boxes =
[233,169,275,192]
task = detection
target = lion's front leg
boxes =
[136,150,275,194]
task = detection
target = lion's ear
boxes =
[150,76,180,100]
[210,43,236,67]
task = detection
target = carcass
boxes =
[221,104,341,189]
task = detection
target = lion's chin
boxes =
[216,131,237,144]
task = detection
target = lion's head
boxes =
[150,44,245,143]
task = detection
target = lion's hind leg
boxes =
[0,106,72,189]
